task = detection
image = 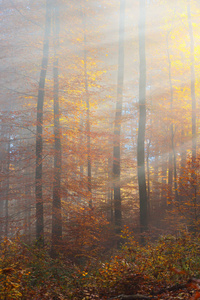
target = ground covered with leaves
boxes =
[1,231,200,299]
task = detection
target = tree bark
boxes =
[35,0,52,244]
[51,0,62,257]
[137,0,148,237]
[113,0,125,234]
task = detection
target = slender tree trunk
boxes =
[79,116,84,202]
[113,0,125,234]
[5,137,10,238]
[107,152,113,223]
[153,155,159,202]
[137,0,148,237]
[51,0,62,257]
[167,29,179,204]
[24,178,31,243]
[0,169,3,241]
[187,1,196,163]
[82,6,92,208]
[24,183,28,238]
[166,31,173,203]
[187,0,197,229]
[180,129,186,203]
[27,184,31,243]
[107,116,114,223]
[146,139,151,213]
[172,126,178,202]
[0,123,4,241]
[168,150,173,200]
[35,0,52,243]
[161,154,167,208]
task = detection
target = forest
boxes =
[1,0,200,299]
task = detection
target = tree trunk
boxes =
[179,129,186,204]
[172,127,178,202]
[113,0,125,234]
[79,116,84,202]
[146,139,151,214]
[166,31,174,203]
[0,171,3,241]
[35,0,52,244]
[161,154,167,207]
[82,5,92,208]
[107,115,114,223]
[51,0,62,258]
[24,183,31,241]
[5,136,10,238]
[187,0,197,230]
[137,0,148,238]
[107,152,113,223]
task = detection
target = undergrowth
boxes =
[1,230,200,299]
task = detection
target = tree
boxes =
[51,0,63,257]
[187,0,197,231]
[113,0,125,234]
[35,0,52,243]
[137,0,148,237]
[82,3,92,208]
[166,21,179,204]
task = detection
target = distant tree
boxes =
[5,135,10,238]
[187,0,197,230]
[166,10,179,204]
[113,0,125,234]
[82,4,92,208]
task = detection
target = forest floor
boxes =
[0,231,200,299]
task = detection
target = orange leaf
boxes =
[170,267,186,275]
[190,291,200,300]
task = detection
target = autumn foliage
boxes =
[1,0,200,299]
[1,231,200,299]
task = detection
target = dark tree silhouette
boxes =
[137,0,148,238]
[51,0,63,257]
[35,0,52,243]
